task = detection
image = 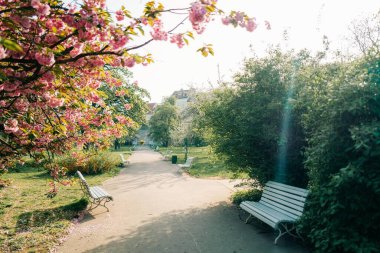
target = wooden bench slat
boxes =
[261,192,305,212]
[260,198,303,218]
[91,186,111,198]
[241,202,277,228]
[262,191,305,209]
[241,202,296,228]
[267,181,309,194]
[266,181,308,197]
[264,187,307,202]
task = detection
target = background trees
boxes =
[195,50,307,186]
[148,97,179,147]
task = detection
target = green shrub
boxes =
[231,189,262,205]
[57,151,119,175]
[297,56,380,252]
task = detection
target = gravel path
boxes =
[58,149,308,253]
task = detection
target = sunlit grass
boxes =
[159,146,249,179]
[0,148,128,252]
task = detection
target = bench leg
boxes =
[88,197,112,212]
[274,223,299,244]
[245,214,253,224]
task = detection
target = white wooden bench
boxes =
[240,181,308,244]
[77,171,113,211]
[178,157,194,169]
[162,150,173,161]
[119,153,130,167]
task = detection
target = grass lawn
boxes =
[159,146,249,179]
[0,148,131,253]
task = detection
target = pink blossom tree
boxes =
[0,0,267,186]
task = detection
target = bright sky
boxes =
[107,0,379,103]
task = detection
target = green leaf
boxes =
[0,38,23,52]
[137,26,145,36]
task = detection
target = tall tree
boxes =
[149,97,179,147]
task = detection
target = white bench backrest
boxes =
[77,171,91,194]
[260,181,309,220]
[185,157,194,166]
[119,154,126,162]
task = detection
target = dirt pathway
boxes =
[58,149,308,253]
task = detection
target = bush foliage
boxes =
[231,189,263,205]
[57,150,119,175]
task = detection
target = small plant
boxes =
[231,189,262,205]
[139,140,145,145]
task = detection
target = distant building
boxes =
[170,88,195,112]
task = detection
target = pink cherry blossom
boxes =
[124,57,135,68]
[0,46,7,60]
[170,34,185,48]
[48,97,64,107]
[4,119,19,134]
[70,43,84,58]
[31,0,50,16]
[2,81,19,92]
[124,103,132,110]
[189,1,208,34]
[246,18,257,32]
[150,20,168,40]
[116,10,124,21]
[89,92,101,103]
[221,17,231,25]
[35,50,55,66]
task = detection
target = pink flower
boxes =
[0,46,7,60]
[124,57,135,68]
[150,20,168,41]
[42,71,55,83]
[14,99,29,112]
[110,35,129,50]
[235,12,244,22]
[189,2,208,34]
[89,92,101,103]
[116,10,124,21]
[116,115,127,124]
[124,103,132,110]
[31,0,50,16]
[48,97,64,107]
[4,119,19,134]
[3,81,19,92]
[246,19,257,32]
[31,0,41,9]
[20,17,31,29]
[45,34,58,44]
[90,81,101,89]
[189,2,206,24]
[140,17,148,25]
[170,34,185,48]
[35,50,55,66]
[70,43,84,58]
[115,90,126,96]
[221,17,230,25]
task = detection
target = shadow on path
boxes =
[83,202,308,253]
